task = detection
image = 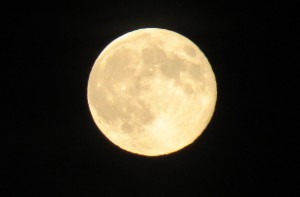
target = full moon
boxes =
[87,28,217,156]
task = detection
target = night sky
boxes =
[3,1,298,196]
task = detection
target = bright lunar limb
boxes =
[87,28,217,156]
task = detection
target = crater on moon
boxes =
[87,28,217,156]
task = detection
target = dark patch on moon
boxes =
[142,47,167,66]
[141,46,204,95]
[105,47,135,81]
[142,47,188,80]
[121,122,133,133]
[160,54,183,79]
[183,45,196,57]
[183,84,194,94]
[188,62,205,81]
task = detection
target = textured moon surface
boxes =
[87,28,217,156]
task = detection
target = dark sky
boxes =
[3,1,298,196]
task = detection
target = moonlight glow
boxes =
[87,28,217,156]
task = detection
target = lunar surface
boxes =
[87,28,217,156]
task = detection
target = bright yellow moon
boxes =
[87,28,217,156]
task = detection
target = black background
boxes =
[2,0,298,196]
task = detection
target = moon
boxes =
[87,28,217,156]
